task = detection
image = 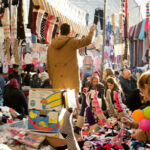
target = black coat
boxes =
[126,89,143,111]
[4,87,28,116]
[30,78,41,88]
[119,76,137,100]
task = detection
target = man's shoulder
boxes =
[119,76,127,84]
[119,76,124,81]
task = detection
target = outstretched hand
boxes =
[90,24,97,32]
[121,117,132,127]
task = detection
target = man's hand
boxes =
[90,24,97,32]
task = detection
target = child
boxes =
[123,70,150,142]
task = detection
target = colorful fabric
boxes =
[45,15,55,44]
[40,12,48,43]
[36,9,45,37]
[113,91,123,112]
[92,91,103,115]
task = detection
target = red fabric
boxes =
[82,131,89,136]
[125,0,128,17]
[8,66,14,74]
[45,15,55,44]
[24,91,29,99]
[9,79,19,89]
[145,19,149,32]
[31,5,40,35]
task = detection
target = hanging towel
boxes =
[139,19,146,61]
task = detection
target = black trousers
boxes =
[93,8,104,30]
[52,17,59,39]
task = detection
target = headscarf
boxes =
[82,72,92,86]
[9,78,19,89]
[92,71,101,81]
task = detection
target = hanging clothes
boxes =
[27,0,33,29]
[31,5,40,35]
[85,13,89,27]
[139,19,146,62]
[93,8,103,30]
[17,0,25,40]
[83,56,93,66]
[52,17,60,39]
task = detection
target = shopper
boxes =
[0,71,4,106]
[104,68,114,79]
[30,74,41,88]
[119,69,137,103]
[41,79,52,88]
[92,70,101,81]
[105,77,127,118]
[39,71,49,86]
[81,72,92,91]
[114,71,120,83]
[8,64,21,89]
[47,23,96,93]
[123,70,150,142]
[0,71,4,94]
[102,68,114,86]
[4,78,28,116]
[88,76,106,111]
[23,72,31,86]
[0,88,3,106]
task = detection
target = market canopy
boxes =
[70,0,146,28]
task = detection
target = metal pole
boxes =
[123,0,128,60]
[101,0,106,78]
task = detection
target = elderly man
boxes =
[119,69,137,103]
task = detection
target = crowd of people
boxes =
[0,63,144,118]
[0,22,150,149]
[0,64,53,117]
[59,68,150,149]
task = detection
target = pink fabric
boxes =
[39,66,43,73]
[92,91,103,114]
[9,78,19,89]
[83,56,93,65]
[32,58,38,67]
[113,91,123,112]
[94,58,102,70]
[92,91,107,126]
[92,51,98,57]
[145,19,149,32]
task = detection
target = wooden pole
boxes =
[101,0,106,78]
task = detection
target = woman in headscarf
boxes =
[81,72,92,91]
[4,78,28,116]
[92,70,101,81]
